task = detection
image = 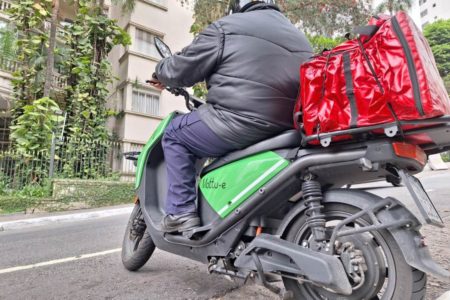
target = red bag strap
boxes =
[319,52,333,104]
[357,38,385,94]
[314,52,334,134]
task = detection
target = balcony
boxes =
[0,56,19,73]
[0,0,12,15]
[0,55,67,98]
[51,72,67,90]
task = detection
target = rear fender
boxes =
[277,189,450,281]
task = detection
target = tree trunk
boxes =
[43,0,60,98]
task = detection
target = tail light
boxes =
[392,142,427,166]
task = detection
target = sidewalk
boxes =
[0,204,133,232]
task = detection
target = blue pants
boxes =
[162,111,236,215]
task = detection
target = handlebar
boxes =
[145,80,204,111]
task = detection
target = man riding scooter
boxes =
[150,0,313,233]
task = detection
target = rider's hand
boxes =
[148,79,165,91]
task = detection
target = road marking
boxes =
[0,248,121,275]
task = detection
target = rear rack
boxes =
[300,115,450,152]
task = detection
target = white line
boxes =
[218,160,286,216]
[0,248,121,275]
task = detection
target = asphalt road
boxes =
[0,170,449,300]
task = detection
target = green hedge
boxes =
[442,152,450,162]
[52,179,135,208]
[0,196,41,214]
[0,179,135,214]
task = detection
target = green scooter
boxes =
[121,37,450,299]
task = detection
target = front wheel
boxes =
[121,203,155,271]
[282,203,426,300]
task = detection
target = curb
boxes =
[0,206,133,232]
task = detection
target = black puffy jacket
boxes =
[155,4,312,149]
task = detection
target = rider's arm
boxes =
[155,23,223,88]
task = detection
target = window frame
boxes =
[131,88,161,117]
[133,28,162,59]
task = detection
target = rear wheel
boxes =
[282,203,426,300]
[121,203,155,271]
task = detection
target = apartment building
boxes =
[418,0,450,27]
[107,0,193,178]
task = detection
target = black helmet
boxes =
[228,0,277,14]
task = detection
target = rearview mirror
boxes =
[154,37,172,58]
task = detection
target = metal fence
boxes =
[0,138,142,191]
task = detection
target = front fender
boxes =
[277,189,450,281]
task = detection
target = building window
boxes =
[420,9,428,17]
[419,0,427,4]
[432,3,436,7]
[134,28,160,58]
[132,90,160,115]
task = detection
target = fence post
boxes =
[49,132,56,178]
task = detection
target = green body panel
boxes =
[135,113,175,189]
[200,151,289,218]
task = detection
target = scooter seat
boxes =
[202,129,301,174]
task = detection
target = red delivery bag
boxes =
[295,11,450,144]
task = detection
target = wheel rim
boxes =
[290,208,397,300]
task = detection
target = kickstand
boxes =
[250,252,293,299]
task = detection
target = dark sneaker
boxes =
[160,213,200,233]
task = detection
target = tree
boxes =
[187,0,230,35]
[307,34,344,53]
[278,0,372,37]
[8,0,52,119]
[60,0,130,177]
[423,19,450,94]
[9,0,132,178]
[44,0,135,98]
[0,25,18,60]
[183,0,372,37]
[375,0,412,16]
[423,19,450,77]
[43,0,60,97]
[9,97,60,155]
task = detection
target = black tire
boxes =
[282,203,427,300]
[121,204,155,271]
